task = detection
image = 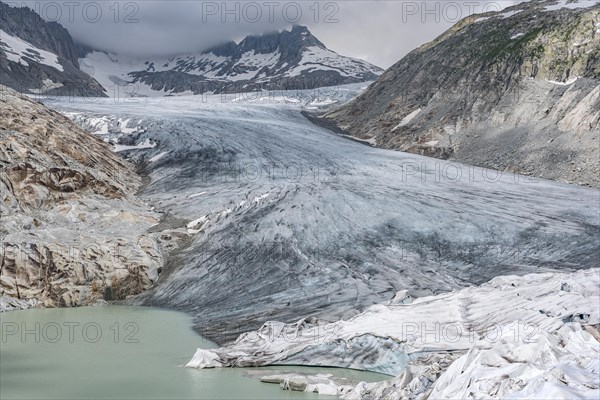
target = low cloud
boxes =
[11,1,526,68]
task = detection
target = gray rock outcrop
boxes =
[0,86,161,307]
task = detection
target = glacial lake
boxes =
[0,306,386,399]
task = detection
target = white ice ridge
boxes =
[185,192,272,235]
[187,268,600,398]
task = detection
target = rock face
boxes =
[327,0,600,187]
[79,25,383,96]
[0,86,161,308]
[0,1,106,97]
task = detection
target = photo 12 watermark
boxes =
[1,321,140,344]
[199,1,340,24]
[1,1,140,24]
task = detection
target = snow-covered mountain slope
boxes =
[0,29,63,71]
[0,1,106,96]
[186,268,600,399]
[47,85,599,345]
[79,25,383,96]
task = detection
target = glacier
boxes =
[41,82,600,398]
[45,83,600,346]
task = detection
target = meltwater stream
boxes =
[0,306,385,399]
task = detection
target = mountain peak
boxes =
[234,25,325,57]
[75,23,382,96]
[291,24,309,32]
[201,41,238,57]
[286,24,325,49]
[289,24,313,37]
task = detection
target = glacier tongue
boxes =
[50,85,599,344]
[186,268,600,399]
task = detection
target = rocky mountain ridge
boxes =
[0,2,78,66]
[79,25,383,96]
[0,1,107,96]
[327,0,600,187]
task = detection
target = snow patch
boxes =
[474,16,492,23]
[392,108,422,131]
[500,10,523,19]
[0,29,63,71]
[544,0,600,12]
[227,50,281,81]
[547,77,580,85]
[285,46,379,78]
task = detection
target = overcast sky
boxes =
[19,0,527,68]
